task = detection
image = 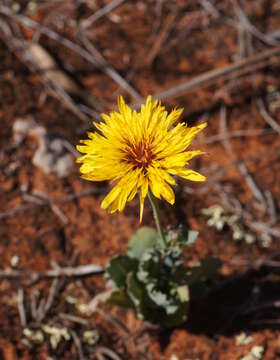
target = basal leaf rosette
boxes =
[106,246,190,327]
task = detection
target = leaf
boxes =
[177,285,190,302]
[186,230,199,245]
[162,301,189,327]
[105,255,139,289]
[178,227,199,247]
[137,249,162,283]
[126,273,150,321]
[128,227,158,260]
[127,266,190,327]
[106,290,134,308]
[146,283,174,310]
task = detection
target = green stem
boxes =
[148,191,167,248]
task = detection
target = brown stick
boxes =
[0,264,104,282]
[81,0,126,29]
[0,5,141,101]
[151,47,280,101]
[145,12,177,66]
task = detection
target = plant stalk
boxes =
[148,191,167,248]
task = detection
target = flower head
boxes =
[77,96,206,221]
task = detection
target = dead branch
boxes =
[151,46,280,101]
[0,18,92,123]
[212,183,279,245]
[233,0,280,47]
[0,263,104,283]
[58,313,89,326]
[0,5,141,101]
[0,186,106,220]
[81,0,126,29]
[95,346,123,360]
[195,128,275,145]
[257,98,280,135]
[264,190,277,225]
[78,29,142,104]
[18,287,27,327]
[237,161,267,211]
[96,308,129,337]
[145,11,177,66]
[32,190,70,225]
[242,299,280,315]
[37,277,60,322]
[219,105,234,158]
[219,105,268,217]
[70,329,86,360]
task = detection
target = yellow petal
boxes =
[176,169,206,182]
[139,196,145,223]
[101,185,121,209]
[159,182,175,204]
[139,177,148,222]
[76,95,207,219]
[148,167,175,204]
[165,107,183,129]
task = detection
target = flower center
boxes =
[125,141,155,169]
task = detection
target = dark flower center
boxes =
[126,141,155,168]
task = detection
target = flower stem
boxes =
[148,191,167,248]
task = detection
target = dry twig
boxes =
[37,278,60,322]
[70,329,86,360]
[237,161,266,211]
[151,46,280,101]
[0,18,92,123]
[0,186,106,220]
[219,105,234,158]
[95,346,123,360]
[257,98,280,135]
[59,313,89,326]
[195,128,275,145]
[0,5,141,101]
[233,0,280,47]
[18,287,27,327]
[265,190,277,225]
[81,0,126,29]
[0,263,104,283]
[145,11,177,66]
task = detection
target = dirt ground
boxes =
[1,0,280,359]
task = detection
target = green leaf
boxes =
[162,301,189,327]
[127,274,189,326]
[186,230,199,245]
[128,227,158,260]
[146,283,174,310]
[177,285,190,303]
[127,273,149,320]
[105,255,139,289]
[106,290,134,308]
[137,249,161,283]
[178,227,198,246]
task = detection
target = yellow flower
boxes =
[77,96,206,221]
